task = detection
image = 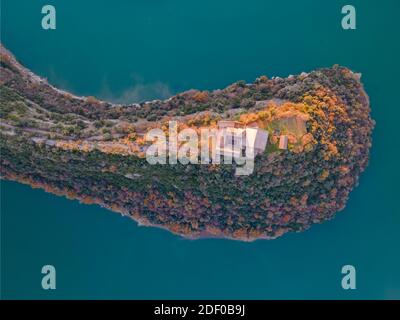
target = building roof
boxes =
[218,120,244,129]
[279,135,288,149]
[245,128,268,151]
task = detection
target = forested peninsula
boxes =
[0,45,374,241]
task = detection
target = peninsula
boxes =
[0,44,375,241]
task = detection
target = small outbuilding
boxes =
[279,135,288,150]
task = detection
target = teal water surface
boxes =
[1,0,399,299]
